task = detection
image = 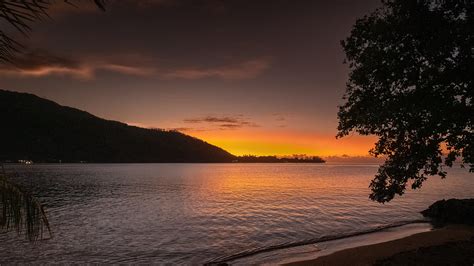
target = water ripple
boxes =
[1,163,473,264]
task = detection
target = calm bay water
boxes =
[1,163,473,264]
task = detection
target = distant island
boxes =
[0,90,325,164]
[235,155,325,163]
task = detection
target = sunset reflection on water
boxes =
[1,163,473,264]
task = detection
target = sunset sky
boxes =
[0,0,382,157]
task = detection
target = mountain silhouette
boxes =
[0,89,235,163]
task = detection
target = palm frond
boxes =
[0,167,51,241]
[0,0,106,63]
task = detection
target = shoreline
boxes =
[216,221,432,265]
[286,224,474,266]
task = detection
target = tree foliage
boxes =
[338,0,474,202]
[0,166,51,241]
[0,0,105,62]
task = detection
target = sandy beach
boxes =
[286,224,474,266]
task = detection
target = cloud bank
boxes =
[0,50,270,80]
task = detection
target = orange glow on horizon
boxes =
[185,129,377,157]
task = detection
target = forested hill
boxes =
[0,89,236,163]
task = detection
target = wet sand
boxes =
[286,225,474,266]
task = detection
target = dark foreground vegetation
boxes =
[0,90,234,163]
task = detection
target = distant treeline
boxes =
[235,155,325,163]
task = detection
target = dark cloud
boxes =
[183,115,259,129]
[167,127,193,132]
[184,116,242,124]
[0,50,153,79]
[9,50,80,70]
[219,123,242,128]
[0,50,269,80]
[0,50,87,78]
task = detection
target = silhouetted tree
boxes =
[338,0,473,202]
[0,0,105,62]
